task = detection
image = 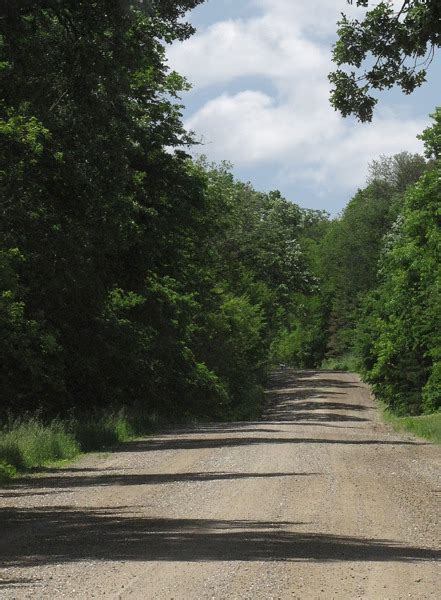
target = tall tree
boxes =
[1,0,210,414]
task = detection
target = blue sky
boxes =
[169,0,440,215]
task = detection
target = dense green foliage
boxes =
[1,0,212,418]
[0,1,319,427]
[330,1,441,121]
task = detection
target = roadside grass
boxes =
[72,411,135,452]
[381,406,441,444]
[320,353,360,372]
[0,409,161,484]
[0,418,80,474]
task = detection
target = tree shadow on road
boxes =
[263,397,371,424]
[0,578,40,588]
[268,370,363,391]
[263,370,372,425]
[1,471,320,495]
[112,436,422,453]
[1,508,439,568]
[265,399,369,412]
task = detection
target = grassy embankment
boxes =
[0,411,160,484]
[381,408,441,445]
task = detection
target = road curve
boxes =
[0,370,440,599]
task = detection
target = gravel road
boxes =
[1,370,440,599]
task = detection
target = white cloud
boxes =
[169,0,429,205]
[187,90,343,165]
[290,117,426,189]
[168,16,328,89]
[187,90,425,186]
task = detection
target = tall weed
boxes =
[0,418,80,472]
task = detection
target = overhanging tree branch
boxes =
[329,0,441,121]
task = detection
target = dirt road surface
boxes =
[1,370,440,599]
